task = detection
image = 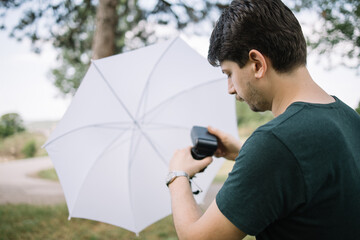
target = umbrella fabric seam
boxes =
[127,127,141,232]
[135,37,179,120]
[43,123,132,148]
[138,77,225,122]
[69,129,131,219]
[92,60,137,124]
[131,128,168,167]
[126,127,169,233]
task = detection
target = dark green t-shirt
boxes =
[216,97,360,240]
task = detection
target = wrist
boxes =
[166,171,189,187]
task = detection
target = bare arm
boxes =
[168,147,247,240]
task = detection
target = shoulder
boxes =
[235,128,298,177]
[253,97,358,149]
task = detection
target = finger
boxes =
[213,149,223,158]
[208,126,225,139]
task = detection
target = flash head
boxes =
[190,126,218,160]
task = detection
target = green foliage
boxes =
[356,101,360,114]
[0,113,25,138]
[290,0,360,71]
[0,0,225,96]
[22,140,37,158]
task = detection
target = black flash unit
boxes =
[190,126,218,160]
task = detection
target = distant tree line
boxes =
[1,0,359,117]
[1,0,359,96]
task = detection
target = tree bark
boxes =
[92,0,118,60]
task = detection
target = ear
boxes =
[248,49,267,79]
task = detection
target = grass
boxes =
[14,154,253,239]
[33,164,257,239]
[2,120,262,239]
[37,168,59,181]
[0,204,177,240]
[0,204,255,240]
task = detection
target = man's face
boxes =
[221,60,270,112]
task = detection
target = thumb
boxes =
[191,156,213,176]
[198,156,213,169]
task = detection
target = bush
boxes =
[0,132,47,160]
[22,140,37,158]
[0,113,25,138]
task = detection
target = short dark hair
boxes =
[208,0,307,73]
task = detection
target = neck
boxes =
[270,66,334,117]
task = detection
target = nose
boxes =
[228,78,236,95]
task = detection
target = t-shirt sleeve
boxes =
[216,131,306,236]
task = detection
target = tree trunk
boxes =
[92,0,118,60]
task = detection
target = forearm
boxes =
[169,177,203,240]
[168,147,246,240]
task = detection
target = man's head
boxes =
[208,0,307,112]
[208,0,307,73]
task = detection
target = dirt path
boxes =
[0,156,221,206]
[0,156,65,205]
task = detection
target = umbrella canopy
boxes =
[44,37,237,234]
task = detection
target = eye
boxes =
[222,71,231,79]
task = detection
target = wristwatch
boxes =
[166,171,189,187]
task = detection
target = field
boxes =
[1,105,265,239]
[0,159,255,240]
[0,204,177,240]
[0,203,256,240]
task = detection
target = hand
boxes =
[169,146,213,178]
[207,126,242,161]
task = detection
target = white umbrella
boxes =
[43,37,237,234]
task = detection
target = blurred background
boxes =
[0,0,359,239]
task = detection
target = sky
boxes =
[0,32,72,122]
[0,14,359,123]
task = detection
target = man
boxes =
[167,0,360,239]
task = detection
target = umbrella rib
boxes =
[43,122,132,148]
[92,60,137,123]
[135,129,168,167]
[138,77,225,122]
[126,128,166,232]
[126,127,141,231]
[69,129,131,218]
[135,37,179,119]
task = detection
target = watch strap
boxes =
[166,171,189,187]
